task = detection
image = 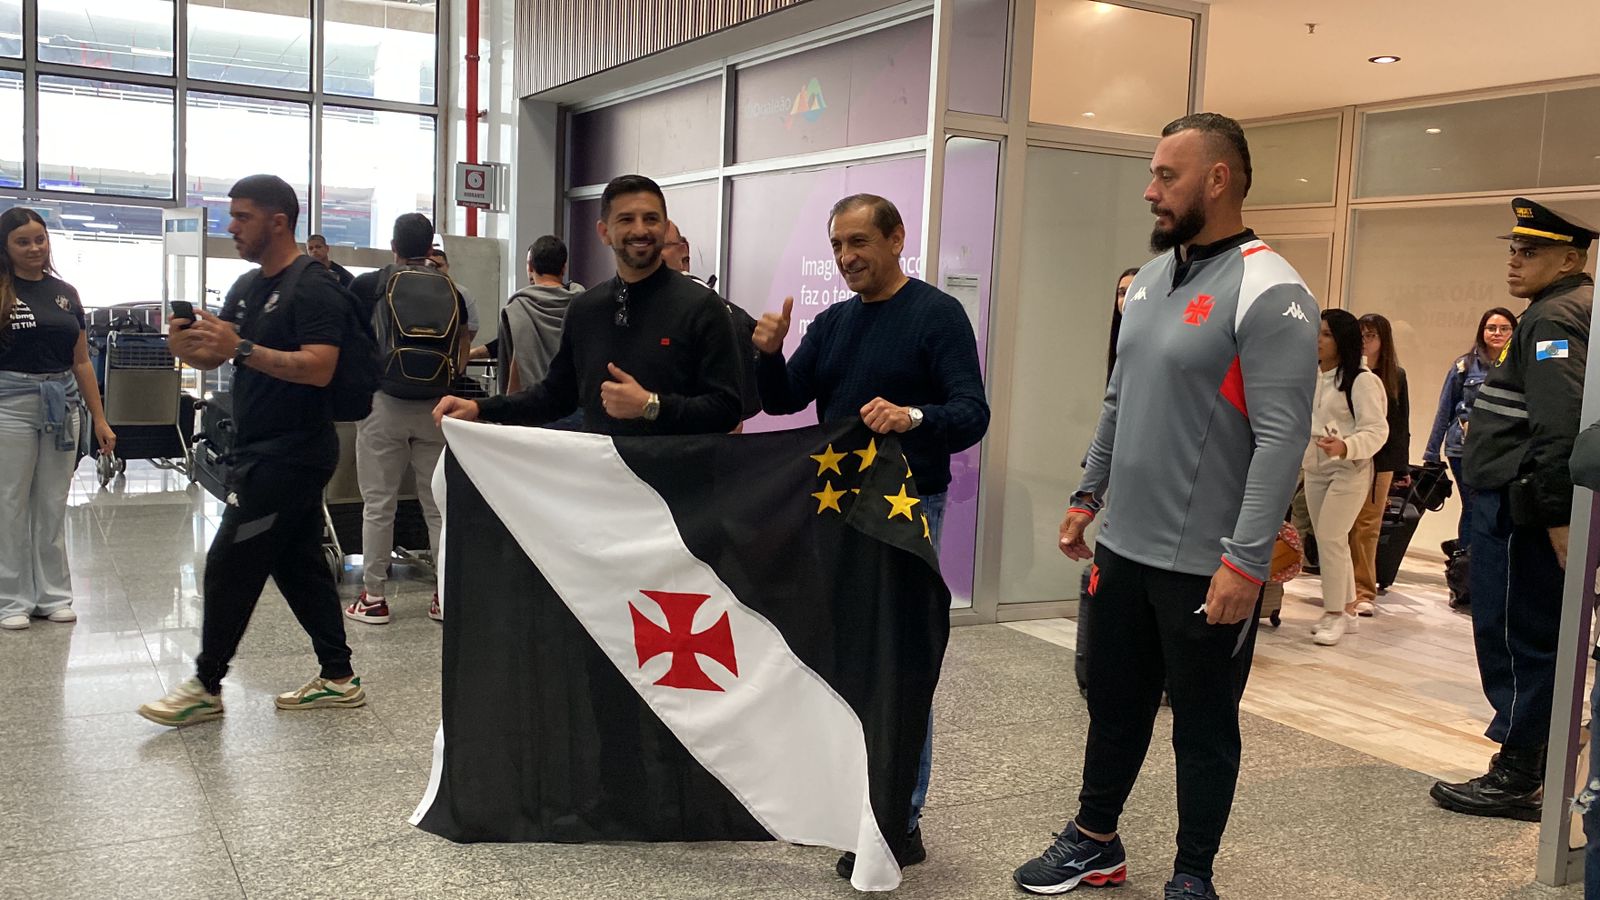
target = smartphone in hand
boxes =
[169,300,194,329]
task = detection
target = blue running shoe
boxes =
[1012,822,1128,894]
[1164,873,1219,899]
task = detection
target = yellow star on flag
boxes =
[811,480,846,514]
[884,484,921,521]
[810,444,847,476]
[855,438,879,471]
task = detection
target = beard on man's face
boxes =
[1149,203,1206,252]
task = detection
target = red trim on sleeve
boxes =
[1068,507,1096,520]
[1221,556,1264,586]
[1219,356,1248,417]
[1242,244,1273,257]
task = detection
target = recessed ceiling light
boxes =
[1368,55,1401,64]
[1297,178,1310,183]
[1425,127,1442,134]
[1429,167,1443,172]
[1081,111,1096,118]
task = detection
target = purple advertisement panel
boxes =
[724,154,989,607]
[733,18,933,164]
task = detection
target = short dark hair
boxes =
[392,213,434,260]
[599,174,667,222]
[828,194,903,238]
[428,247,448,262]
[228,174,299,230]
[1162,112,1253,197]
[307,233,327,245]
[529,235,568,276]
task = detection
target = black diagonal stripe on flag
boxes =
[410,419,950,891]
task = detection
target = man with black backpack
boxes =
[139,174,369,727]
[344,213,469,625]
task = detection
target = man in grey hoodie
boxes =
[501,235,584,395]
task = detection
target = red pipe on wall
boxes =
[464,0,481,237]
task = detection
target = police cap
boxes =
[1499,197,1599,250]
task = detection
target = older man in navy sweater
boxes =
[753,192,990,878]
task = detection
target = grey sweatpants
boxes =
[356,392,444,597]
[0,389,78,619]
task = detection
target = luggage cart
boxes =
[93,330,196,487]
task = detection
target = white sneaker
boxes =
[1314,613,1356,646]
[0,615,29,630]
[1311,612,1339,635]
[1353,600,1375,617]
[45,608,77,623]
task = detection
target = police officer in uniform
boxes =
[1431,198,1598,820]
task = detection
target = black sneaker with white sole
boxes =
[1013,821,1128,894]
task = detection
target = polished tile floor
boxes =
[1,461,1584,899]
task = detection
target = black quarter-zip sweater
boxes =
[475,263,744,435]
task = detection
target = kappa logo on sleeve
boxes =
[1282,301,1310,322]
[1129,286,1147,304]
[1536,339,1570,361]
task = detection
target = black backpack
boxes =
[370,263,463,400]
[240,256,380,422]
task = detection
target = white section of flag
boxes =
[409,454,451,830]
[428,419,900,891]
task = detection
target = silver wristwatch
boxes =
[642,392,661,422]
[907,407,924,430]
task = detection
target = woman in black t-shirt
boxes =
[0,207,114,632]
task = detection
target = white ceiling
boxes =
[1203,0,1600,120]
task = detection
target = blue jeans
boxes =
[1448,456,1475,549]
[908,491,948,832]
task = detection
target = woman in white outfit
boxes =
[1302,309,1388,646]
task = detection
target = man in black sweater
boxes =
[753,192,990,878]
[433,175,743,435]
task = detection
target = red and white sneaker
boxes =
[428,592,443,622]
[344,592,391,624]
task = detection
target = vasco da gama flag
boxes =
[410,418,951,891]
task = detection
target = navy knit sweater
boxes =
[757,277,990,495]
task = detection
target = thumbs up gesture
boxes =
[601,362,653,419]
[753,296,793,355]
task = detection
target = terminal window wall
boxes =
[0,0,442,308]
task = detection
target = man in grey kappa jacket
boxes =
[1012,114,1318,900]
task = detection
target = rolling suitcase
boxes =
[1375,493,1423,590]
[193,392,237,502]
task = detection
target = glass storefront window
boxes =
[188,0,311,90]
[935,136,1001,609]
[0,70,20,188]
[733,18,933,164]
[38,0,174,75]
[324,0,437,105]
[1030,0,1192,135]
[1001,147,1153,605]
[39,75,173,199]
[320,104,434,248]
[948,0,1007,117]
[185,91,310,239]
[1244,116,1341,207]
[569,77,723,187]
[1357,95,1544,198]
